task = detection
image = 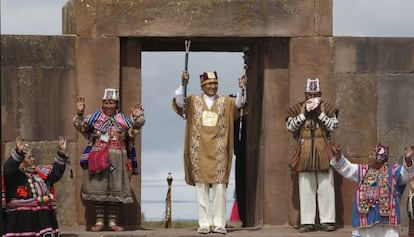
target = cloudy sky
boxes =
[1,0,414,221]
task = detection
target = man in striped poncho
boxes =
[286,78,339,233]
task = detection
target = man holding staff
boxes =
[172,64,247,234]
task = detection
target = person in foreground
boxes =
[3,136,69,237]
[73,88,145,231]
[172,71,247,234]
[330,143,414,237]
[408,157,414,237]
[286,78,338,232]
[408,171,414,237]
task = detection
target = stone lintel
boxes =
[62,0,332,38]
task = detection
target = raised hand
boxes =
[15,136,25,154]
[57,136,67,153]
[75,96,86,114]
[405,145,414,159]
[131,103,144,118]
[182,71,190,85]
[331,143,342,161]
[239,75,248,89]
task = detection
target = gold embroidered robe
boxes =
[173,95,240,186]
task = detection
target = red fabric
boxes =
[88,145,109,174]
[290,140,301,171]
[230,200,240,222]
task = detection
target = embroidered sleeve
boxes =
[47,162,66,185]
[11,149,24,162]
[286,114,306,133]
[128,114,145,138]
[286,103,305,133]
[73,114,90,134]
[73,114,94,140]
[318,112,339,132]
[131,114,145,129]
[55,151,69,165]
[174,85,185,108]
[399,160,414,185]
[235,87,247,109]
[3,150,24,176]
[330,155,359,182]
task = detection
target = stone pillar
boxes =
[75,36,120,227]
[261,38,290,225]
[118,38,143,229]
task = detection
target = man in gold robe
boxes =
[173,71,247,234]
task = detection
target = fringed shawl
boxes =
[80,108,139,175]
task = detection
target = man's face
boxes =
[102,99,118,116]
[305,92,321,100]
[202,82,218,97]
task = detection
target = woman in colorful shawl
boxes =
[73,88,145,232]
[3,136,68,237]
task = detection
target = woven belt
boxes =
[94,139,125,150]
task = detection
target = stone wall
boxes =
[1,35,77,142]
[2,0,414,228]
[333,37,414,225]
[1,35,78,226]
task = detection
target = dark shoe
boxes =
[320,223,336,231]
[298,224,315,233]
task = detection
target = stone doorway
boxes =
[115,37,290,227]
[140,51,243,221]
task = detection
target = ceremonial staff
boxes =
[239,47,249,140]
[182,40,191,119]
[164,173,173,228]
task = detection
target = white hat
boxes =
[102,88,119,101]
[305,78,320,93]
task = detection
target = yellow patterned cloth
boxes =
[173,95,239,186]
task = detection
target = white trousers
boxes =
[195,183,227,228]
[298,168,336,224]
